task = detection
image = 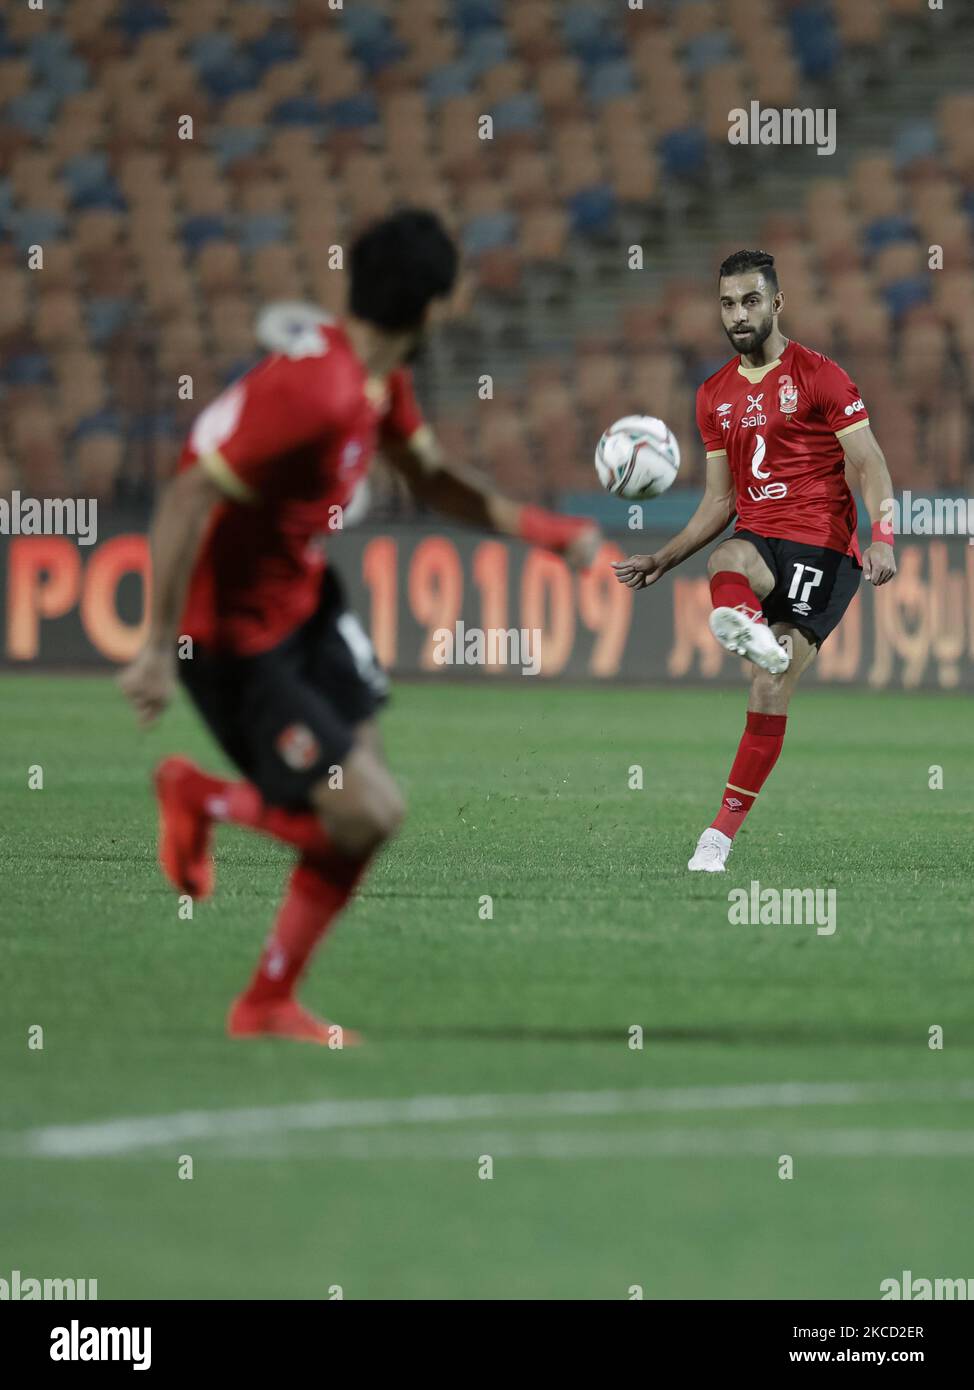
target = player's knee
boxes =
[319,782,404,857]
[708,540,747,579]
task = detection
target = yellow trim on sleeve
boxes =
[200,449,258,504]
[834,417,870,439]
[706,448,728,459]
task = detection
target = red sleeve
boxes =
[188,350,360,499]
[695,383,726,455]
[811,358,869,436]
[380,367,425,444]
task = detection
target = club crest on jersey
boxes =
[741,392,766,427]
[275,723,321,771]
[778,375,799,414]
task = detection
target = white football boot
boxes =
[687,827,733,873]
[709,605,790,675]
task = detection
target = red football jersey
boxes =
[177,322,423,654]
[695,340,869,559]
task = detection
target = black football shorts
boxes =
[734,529,862,648]
[179,567,389,809]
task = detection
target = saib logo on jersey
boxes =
[741,393,766,427]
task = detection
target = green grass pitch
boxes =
[1,674,972,1299]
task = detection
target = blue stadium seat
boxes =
[787,5,839,81]
[463,211,517,256]
[568,185,618,236]
[248,28,300,74]
[182,215,229,254]
[587,60,635,104]
[491,93,542,137]
[8,209,66,251]
[452,0,505,39]
[270,96,327,127]
[3,352,53,387]
[85,299,134,346]
[211,127,266,167]
[116,2,170,40]
[353,36,407,76]
[464,29,510,77]
[72,409,122,442]
[426,62,475,104]
[881,278,931,321]
[323,93,380,130]
[893,119,939,170]
[62,153,111,199]
[72,184,127,213]
[341,4,390,47]
[562,5,626,64]
[684,33,733,76]
[27,32,72,74]
[659,127,708,179]
[44,56,89,99]
[6,89,60,137]
[190,34,237,70]
[863,216,917,255]
[239,213,291,253]
[201,57,259,100]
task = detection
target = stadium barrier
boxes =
[0,522,972,689]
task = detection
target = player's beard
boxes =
[726,312,773,356]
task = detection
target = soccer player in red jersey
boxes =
[120,210,599,1042]
[613,249,896,872]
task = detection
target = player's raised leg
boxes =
[707,537,791,675]
[688,624,816,871]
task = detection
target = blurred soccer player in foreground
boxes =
[613,249,896,872]
[121,210,599,1043]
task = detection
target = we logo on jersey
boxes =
[844,397,865,416]
[746,433,788,502]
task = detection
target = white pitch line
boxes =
[3,1079,974,1160]
[213,1127,974,1162]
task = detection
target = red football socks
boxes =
[710,570,766,623]
[711,711,788,839]
[178,768,331,856]
[240,852,368,1006]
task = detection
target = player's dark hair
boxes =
[718,249,779,294]
[349,209,459,332]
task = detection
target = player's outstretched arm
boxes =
[383,426,602,571]
[841,425,897,587]
[612,452,736,590]
[118,462,224,726]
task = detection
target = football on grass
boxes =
[594,415,681,500]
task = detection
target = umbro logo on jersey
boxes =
[717,403,733,413]
[724,796,744,811]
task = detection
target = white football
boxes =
[594,415,680,500]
